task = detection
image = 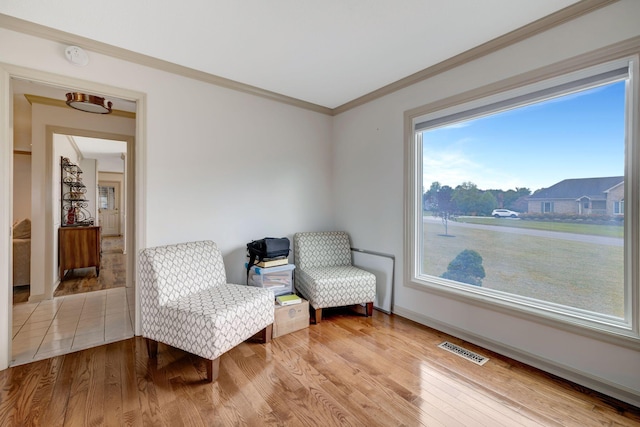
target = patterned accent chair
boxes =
[139,240,274,382]
[294,231,376,323]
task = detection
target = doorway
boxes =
[52,134,128,299]
[99,181,121,236]
[12,129,134,366]
[2,69,145,369]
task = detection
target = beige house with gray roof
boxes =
[527,176,624,216]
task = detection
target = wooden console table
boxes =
[59,226,101,280]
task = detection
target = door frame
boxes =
[50,127,132,293]
[0,62,147,371]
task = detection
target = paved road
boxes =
[423,216,623,247]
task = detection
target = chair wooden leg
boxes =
[366,302,374,317]
[146,338,158,359]
[313,308,323,324]
[248,324,273,343]
[256,324,272,343]
[206,357,220,382]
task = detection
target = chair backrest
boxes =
[294,231,352,269]
[139,240,227,307]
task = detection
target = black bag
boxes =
[246,237,290,281]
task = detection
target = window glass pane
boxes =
[420,80,626,319]
[98,186,116,210]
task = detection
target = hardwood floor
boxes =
[54,236,125,297]
[1,309,638,426]
[11,236,126,303]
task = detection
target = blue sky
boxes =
[421,80,626,193]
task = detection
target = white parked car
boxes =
[492,209,519,218]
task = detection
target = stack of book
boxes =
[276,294,302,306]
[254,257,288,268]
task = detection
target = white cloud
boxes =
[423,148,525,190]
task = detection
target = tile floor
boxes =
[11,287,135,366]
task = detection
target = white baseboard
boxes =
[393,305,640,408]
[27,292,48,303]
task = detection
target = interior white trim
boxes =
[404,36,640,346]
[0,62,147,370]
[46,126,134,298]
[0,14,332,116]
[332,0,619,113]
[0,1,617,116]
[0,66,12,370]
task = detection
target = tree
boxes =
[425,182,456,235]
[436,185,456,235]
[423,181,441,212]
[452,182,496,215]
[503,187,531,210]
[437,185,455,214]
[441,249,485,286]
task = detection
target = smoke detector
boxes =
[64,46,89,66]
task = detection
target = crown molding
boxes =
[0,13,332,116]
[332,0,619,115]
[24,94,135,119]
[0,0,618,117]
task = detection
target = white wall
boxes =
[12,153,30,221]
[0,19,334,293]
[12,92,32,222]
[53,132,80,230]
[79,158,97,222]
[52,133,80,292]
[142,77,334,283]
[332,0,640,406]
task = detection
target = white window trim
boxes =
[404,47,640,348]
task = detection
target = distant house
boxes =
[527,176,624,216]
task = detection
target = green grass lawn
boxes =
[423,221,624,317]
[455,216,624,238]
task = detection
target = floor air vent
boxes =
[438,341,489,366]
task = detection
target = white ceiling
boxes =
[1,0,581,109]
[11,78,130,167]
[11,78,137,113]
[71,136,126,174]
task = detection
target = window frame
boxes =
[404,53,640,344]
[99,185,116,210]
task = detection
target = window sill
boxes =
[405,278,640,351]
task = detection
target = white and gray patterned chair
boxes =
[294,231,376,323]
[139,240,274,382]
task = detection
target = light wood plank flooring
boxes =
[12,236,125,304]
[54,236,126,297]
[1,309,638,426]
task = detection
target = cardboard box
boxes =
[273,299,309,338]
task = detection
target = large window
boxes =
[407,57,639,337]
